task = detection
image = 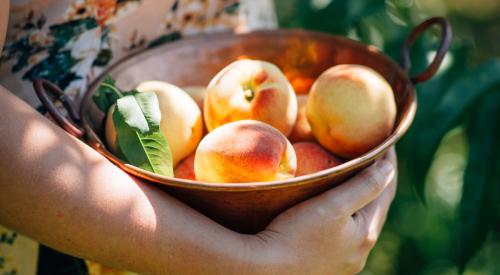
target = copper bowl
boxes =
[34,17,451,233]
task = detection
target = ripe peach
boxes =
[105,104,117,152]
[105,81,204,166]
[290,76,315,95]
[174,154,196,180]
[289,94,315,143]
[293,142,342,177]
[136,81,204,166]
[307,64,396,159]
[194,120,296,183]
[285,70,315,95]
[204,59,298,136]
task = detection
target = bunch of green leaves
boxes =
[93,76,173,177]
[399,56,500,274]
[276,0,500,273]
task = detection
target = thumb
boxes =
[311,158,395,218]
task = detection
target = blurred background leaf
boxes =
[459,90,500,272]
[400,60,500,201]
[275,0,500,274]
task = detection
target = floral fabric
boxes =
[0,0,276,274]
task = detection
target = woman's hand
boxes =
[242,149,397,274]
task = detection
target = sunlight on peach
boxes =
[236,55,251,60]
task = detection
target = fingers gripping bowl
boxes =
[34,18,451,233]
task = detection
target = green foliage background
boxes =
[275,0,500,274]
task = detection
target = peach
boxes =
[307,64,396,159]
[289,94,315,143]
[204,59,297,136]
[105,104,117,152]
[174,154,196,180]
[285,70,315,95]
[194,120,296,183]
[105,81,204,166]
[293,142,342,177]
[290,76,315,95]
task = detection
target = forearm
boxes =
[0,86,246,274]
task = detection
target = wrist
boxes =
[237,233,298,275]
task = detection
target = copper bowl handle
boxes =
[33,79,85,138]
[400,17,452,84]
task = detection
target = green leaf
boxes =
[115,94,149,133]
[458,91,500,272]
[113,92,173,176]
[280,0,385,35]
[133,90,161,129]
[92,76,124,112]
[399,59,500,200]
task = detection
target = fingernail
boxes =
[376,159,393,176]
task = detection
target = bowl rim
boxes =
[83,29,416,192]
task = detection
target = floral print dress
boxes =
[0,0,276,274]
